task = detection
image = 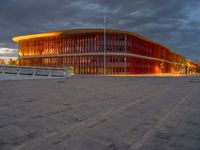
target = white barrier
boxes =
[0,65,71,78]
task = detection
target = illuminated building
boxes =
[13,29,198,75]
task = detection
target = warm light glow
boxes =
[12,32,62,42]
[171,68,175,73]
[19,51,22,56]
[12,29,199,75]
[154,66,161,73]
[101,74,186,77]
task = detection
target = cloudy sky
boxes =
[0,0,200,61]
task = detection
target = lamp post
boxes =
[125,34,127,75]
[104,16,106,75]
[160,60,164,76]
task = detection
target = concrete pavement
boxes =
[0,76,200,150]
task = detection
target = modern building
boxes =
[13,29,198,75]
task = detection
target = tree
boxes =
[196,66,200,73]
[7,58,17,65]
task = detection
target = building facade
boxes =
[13,29,197,75]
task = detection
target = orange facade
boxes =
[13,29,196,75]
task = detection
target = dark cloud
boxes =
[0,0,200,61]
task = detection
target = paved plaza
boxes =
[0,76,200,150]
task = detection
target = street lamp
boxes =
[104,16,106,75]
[160,60,164,75]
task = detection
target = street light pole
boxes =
[104,16,106,75]
[160,60,164,76]
[125,34,127,75]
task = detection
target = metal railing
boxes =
[0,65,72,78]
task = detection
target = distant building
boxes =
[13,28,198,75]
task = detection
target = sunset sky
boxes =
[0,0,200,61]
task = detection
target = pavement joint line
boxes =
[46,83,175,143]
[1,77,199,149]
[128,86,195,150]
[110,83,190,146]
[166,87,196,146]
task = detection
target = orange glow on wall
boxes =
[12,29,198,75]
[154,66,161,73]
[13,32,62,42]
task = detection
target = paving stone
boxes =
[0,76,200,150]
[57,136,107,150]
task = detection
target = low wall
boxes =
[0,65,71,78]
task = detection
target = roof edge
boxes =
[12,32,62,42]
